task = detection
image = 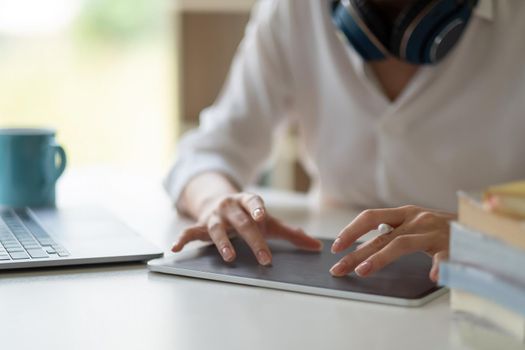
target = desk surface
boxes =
[0,167,470,350]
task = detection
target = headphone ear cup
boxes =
[423,6,474,63]
[390,0,434,60]
[391,0,474,64]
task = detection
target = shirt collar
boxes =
[475,0,494,21]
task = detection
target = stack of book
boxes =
[439,180,525,344]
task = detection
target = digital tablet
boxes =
[148,238,446,307]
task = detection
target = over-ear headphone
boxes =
[332,0,479,64]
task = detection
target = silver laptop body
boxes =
[0,207,162,270]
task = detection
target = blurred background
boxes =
[0,0,176,173]
[0,0,253,171]
[0,0,308,190]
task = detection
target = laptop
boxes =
[0,207,162,270]
[149,238,446,306]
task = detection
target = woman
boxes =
[165,0,525,281]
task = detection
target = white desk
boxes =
[0,167,469,350]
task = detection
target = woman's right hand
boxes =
[171,192,323,265]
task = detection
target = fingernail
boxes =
[355,261,372,276]
[429,266,438,282]
[252,208,264,220]
[257,250,272,266]
[330,261,348,276]
[430,272,437,283]
[331,238,342,253]
[171,241,180,252]
[221,247,234,261]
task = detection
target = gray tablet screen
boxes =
[169,238,441,300]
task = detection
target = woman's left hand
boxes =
[329,205,456,282]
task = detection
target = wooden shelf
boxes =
[176,10,251,125]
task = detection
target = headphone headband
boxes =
[333,0,479,64]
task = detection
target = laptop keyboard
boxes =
[0,209,69,261]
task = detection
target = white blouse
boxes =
[165,0,525,212]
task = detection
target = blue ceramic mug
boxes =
[0,128,67,208]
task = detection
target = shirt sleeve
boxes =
[164,0,295,206]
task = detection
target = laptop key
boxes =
[22,243,41,249]
[56,250,70,257]
[6,247,25,252]
[37,238,55,246]
[9,251,30,260]
[0,254,10,260]
[20,239,37,244]
[1,240,18,246]
[26,248,49,259]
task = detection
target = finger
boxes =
[354,221,410,252]
[430,251,449,282]
[355,239,375,251]
[223,203,272,266]
[330,232,396,277]
[238,193,266,222]
[265,217,323,251]
[207,214,236,262]
[355,233,432,277]
[355,238,376,251]
[171,225,208,252]
[355,225,399,251]
[331,207,408,253]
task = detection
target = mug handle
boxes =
[48,143,67,182]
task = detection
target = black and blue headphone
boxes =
[332,0,479,64]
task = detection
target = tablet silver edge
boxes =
[148,258,448,307]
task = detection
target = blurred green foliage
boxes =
[74,0,166,43]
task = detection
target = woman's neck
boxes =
[368,57,420,102]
